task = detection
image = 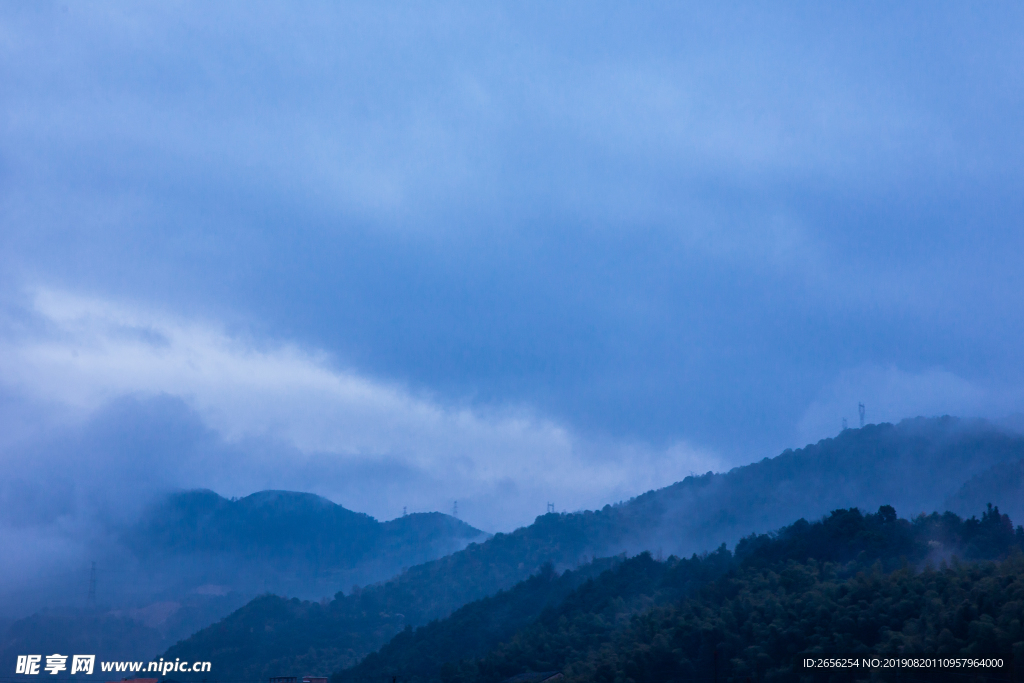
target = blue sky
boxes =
[1,2,1023,535]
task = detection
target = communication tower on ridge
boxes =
[452,500,458,517]
[858,403,866,428]
[842,417,848,431]
[547,502,555,514]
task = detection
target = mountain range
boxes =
[5,416,1024,679]
[338,504,1024,683]
[0,491,486,664]
[158,416,1024,679]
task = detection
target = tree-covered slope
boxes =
[611,416,1024,556]
[354,505,1024,683]
[337,557,625,683]
[338,550,732,683]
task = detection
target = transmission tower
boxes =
[858,403,866,428]
[87,561,96,606]
[547,502,555,514]
[452,500,458,518]
[402,506,407,517]
[842,417,848,431]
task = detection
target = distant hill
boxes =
[161,416,1024,680]
[0,490,486,672]
[124,489,489,600]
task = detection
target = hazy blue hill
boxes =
[160,416,1024,680]
[379,512,494,569]
[141,417,1022,599]
[0,490,487,678]
[124,490,488,599]
[127,488,379,567]
[612,416,1024,556]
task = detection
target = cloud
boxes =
[3,1,1024,486]
[796,364,1023,446]
[0,288,722,532]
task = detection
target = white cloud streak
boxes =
[0,288,721,531]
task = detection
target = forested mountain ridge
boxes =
[339,505,1024,683]
[612,415,1024,555]
[162,417,1024,679]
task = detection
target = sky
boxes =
[2,1,1024,537]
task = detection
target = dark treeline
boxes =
[336,505,1024,683]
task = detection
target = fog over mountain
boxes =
[2,415,1023,676]
[0,488,486,664]
[0,484,485,616]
